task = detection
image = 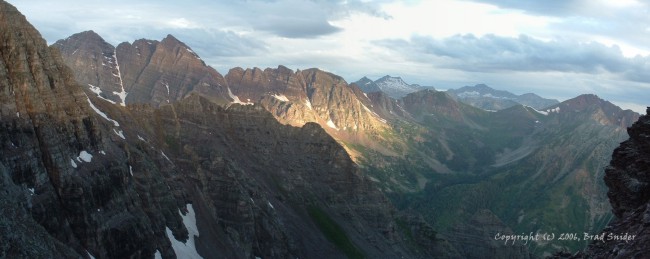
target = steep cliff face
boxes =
[53,30,124,104]
[0,2,178,258]
[117,35,231,106]
[573,108,650,258]
[225,66,390,135]
[55,32,232,107]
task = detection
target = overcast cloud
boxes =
[10,0,650,113]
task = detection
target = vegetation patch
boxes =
[307,206,365,259]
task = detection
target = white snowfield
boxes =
[165,204,203,259]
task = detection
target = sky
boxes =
[11,0,650,113]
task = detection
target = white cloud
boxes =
[166,18,199,29]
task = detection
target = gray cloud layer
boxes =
[461,0,585,16]
[375,34,650,83]
[14,0,389,41]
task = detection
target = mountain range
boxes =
[0,1,645,258]
[53,29,641,257]
[353,75,429,99]
[0,3,448,258]
[446,84,559,111]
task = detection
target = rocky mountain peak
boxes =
[56,31,231,107]
[162,33,181,43]
[356,75,426,99]
[64,30,103,43]
[376,75,408,88]
[560,94,612,112]
[401,89,465,122]
[541,94,639,128]
[378,75,404,81]
[359,76,372,82]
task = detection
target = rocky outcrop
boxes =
[569,107,650,258]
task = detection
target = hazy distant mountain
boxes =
[354,75,430,98]
[447,84,559,110]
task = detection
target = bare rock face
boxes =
[1,2,164,258]
[53,30,124,104]
[364,91,414,121]
[225,65,305,103]
[226,66,391,144]
[117,35,231,106]
[300,68,388,132]
[55,32,232,107]
[605,108,650,217]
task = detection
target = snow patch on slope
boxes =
[111,51,128,106]
[161,151,172,163]
[326,118,339,130]
[79,151,93,162]
[227,87,253,105]
[87,84,116,104]
[362,104,387,124]
[165,204,203,259]
[113,129,126,140]
[74,151,93,166]
[163,82,170,95]
[527,106,548,115]
[272,94,289,102]
[87,97,120,127]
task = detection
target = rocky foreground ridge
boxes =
[557,107,650,258]
[0,1,454,258]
